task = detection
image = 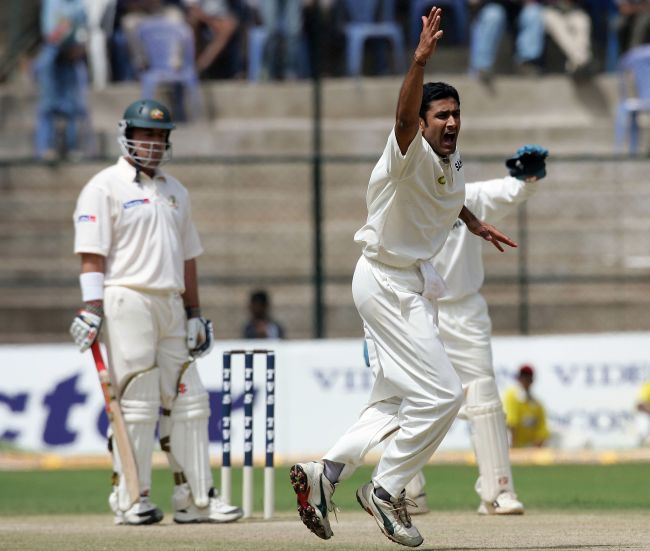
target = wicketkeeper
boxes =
[70,99,242,525]
[398,144,549,515]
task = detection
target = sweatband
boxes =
[80,272,105,302]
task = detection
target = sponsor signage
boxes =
[1,334,648,457]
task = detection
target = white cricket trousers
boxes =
[324,256,463,497]
[438,292,494,385]
[103,285,190,404]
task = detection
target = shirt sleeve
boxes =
[382,127,427,179]
[637,382,650,405]
[535,404,551,443]
[41,0,57,36]
[182,193,204,260]
[464,177,539,224]
[502,386,520,428]
[73,183,112,256]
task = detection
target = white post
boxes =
[264,466,274,520]
[221,466,231,505]
[243,465,254,518]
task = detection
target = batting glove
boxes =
[187,316,214,358]
[70,304,103,353]
[505,144,549,181]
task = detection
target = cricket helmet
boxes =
[117,99,175,168]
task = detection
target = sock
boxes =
[322,459,344,484]
[374,485,392,502]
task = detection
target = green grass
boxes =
[0,464,648,515]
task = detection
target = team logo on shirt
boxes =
[437,176,446,185]
[77,214,96,222]
[123,198,151,209]
[167,195,178,209]
[150,108,164,120]
[455,157,463,171]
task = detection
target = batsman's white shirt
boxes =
[73,157,203,293]
[325,129,466,497]
[434,176,539,380]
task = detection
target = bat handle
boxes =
[91,341,106,373]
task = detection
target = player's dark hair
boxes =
[419,82,460,119]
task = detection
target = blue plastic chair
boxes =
[409,0,468,46]
[614,45,650,154]
[341,0,406,77]
[137,17,201,119]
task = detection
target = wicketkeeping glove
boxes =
[505,144,549,181]
[187,317,214,358]
[70,304,103,352]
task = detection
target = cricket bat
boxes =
[91,341,140,512]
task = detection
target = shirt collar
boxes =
[117,156,166,184]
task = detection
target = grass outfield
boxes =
[1,463,649,515]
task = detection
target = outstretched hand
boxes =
[414,7,444,65]
[466,219,518,252]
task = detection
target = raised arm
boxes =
[395,7,444,155]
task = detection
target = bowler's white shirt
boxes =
[355,128,466,268]
[434,176,539,302]
[73,157,203,292]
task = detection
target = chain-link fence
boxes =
[1,155,649,342]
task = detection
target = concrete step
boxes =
[2,74,646,158]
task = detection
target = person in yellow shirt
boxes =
[635,381,650,446]
[502,365,550,447]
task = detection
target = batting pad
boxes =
[117,368,160,506]
[169,364,212,508]
[464,377,514,502]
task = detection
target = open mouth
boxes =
[442,132,456,147]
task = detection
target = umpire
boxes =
[70,99,242,525]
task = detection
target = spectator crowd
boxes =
[32,0,650,160]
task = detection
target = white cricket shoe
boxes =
[356,482,423,548]
[173,485,243,523]
[477,491,525,515]
[110,491,164,526]
[289,461,336,540]
[405,492,429,515]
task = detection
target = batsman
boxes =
[70,99,242,525]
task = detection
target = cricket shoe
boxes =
[110,492,164,526]
[173,485,243,523]
[405,492,429,516]
[289,461,336,540]
[356,482,423,548]
[477,491,525,515]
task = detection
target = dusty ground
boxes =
[1,511,649,551]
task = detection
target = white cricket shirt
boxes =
[434,176,539,302]
[354,128,466,268]
[73,157,203,293]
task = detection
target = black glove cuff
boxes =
[185,306,201,319]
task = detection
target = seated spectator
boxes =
[502,364,550,447]
[247,0,305,80]
[617,0,650,52]
[120,0,186,73]
[470,0,545,82]
[182,0,239,75]
[34,0,90,161]
[242,290,286,339]
[543,0,595,78]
